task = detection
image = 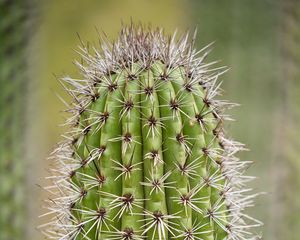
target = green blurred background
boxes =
[1,0,300,239]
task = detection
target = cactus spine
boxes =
[43,26,261,240]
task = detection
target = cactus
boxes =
[0,0,34,239]
[271,0,300,239]
[42,25,261,240]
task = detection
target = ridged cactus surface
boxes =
[43,26,261,240]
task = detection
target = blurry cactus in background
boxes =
[41,26,261,240]
[273,0,300,239]
[0,0,34,239]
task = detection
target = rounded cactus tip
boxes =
[40,24,262,240]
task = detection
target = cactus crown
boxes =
[42,25,261,240]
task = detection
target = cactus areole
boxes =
[43,26,261,240]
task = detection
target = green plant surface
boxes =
[41,26,261,240]
[30,2,188,239]
[272,1,300,239]
[0,0,33,239]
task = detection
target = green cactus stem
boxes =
[0,1,34,239]
[42,25,261,240]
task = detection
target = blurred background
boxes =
[0,0,299,239]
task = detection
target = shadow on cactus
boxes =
[41,25,262,240]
